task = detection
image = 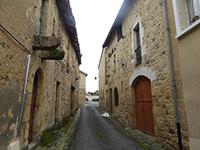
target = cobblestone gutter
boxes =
[30,108,81,150]
[97,107,169,150]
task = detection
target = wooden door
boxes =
[55,82,60,125]
[28,75,37,143]
[109,89,113,115]
[135,76,155,136]
[70,86,75,115]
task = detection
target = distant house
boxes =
[98,0,191,149]
[0,0,81,149]
[95,90,99,95]
[79,70,88,105]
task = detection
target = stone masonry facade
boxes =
[79,71,87,106]
[99,0,188,149]
[0,0,81,149]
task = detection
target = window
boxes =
[113,54,116,72]
[101,89,104,98]
[108,59,110,77]
[117,23,122,42]
[121,81,123,92]
[114,87,119,106]
[173,0,200,37]
[133,24,141,65]
[66,45,70,74]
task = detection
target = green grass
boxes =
[40,129,54,146]
[140,143,151,150]
[121,124,125,129]
[62,115,70,126]
[93,131,106,139]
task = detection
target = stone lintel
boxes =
[41,49,65,60]
[33,35,60,51]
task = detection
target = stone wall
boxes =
[79,89,86,106]
[99,0,188,149]
[0,0,80,149]
[79,71,87,106]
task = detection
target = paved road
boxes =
[68,101,144,150]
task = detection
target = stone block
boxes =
[164,91,171,99]
[180,120,188,130]
[164,119,171,127]
[178,109,186,120]
[157,117,163,124]
[181,130,189,140]
[169,128,175,134]
[32,118,41,132]
[160,86,165,94]
[33,35,60,51]
[178,99,185,110]
[176,87,183,99]
[157,107,165,115]
[41,49,65,60]
[8,141,19,150]
[26,82,33,93]
[35,95,44,106]
[23,106,30,122]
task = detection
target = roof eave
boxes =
[56,0,82,65]
[102,0,133,48]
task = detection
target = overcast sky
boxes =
[70,0,124,92]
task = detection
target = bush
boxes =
[62,115,70,126]
[41,129,54,146]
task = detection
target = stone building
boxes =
[98,0,190,149]
[0,0,81,149]
[79,70,88,106]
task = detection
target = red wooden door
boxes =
[28,76,37,143]
[109,89,113,115]
[135,76,155,136]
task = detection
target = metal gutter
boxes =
[17,54,31,136]
[163,0,182,149]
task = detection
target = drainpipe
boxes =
[17,54,31,136]
[163,0,182,149]
[37,0,44,36]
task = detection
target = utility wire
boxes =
[0,24,31,54]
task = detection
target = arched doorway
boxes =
[114,87,119,106]
[109,88,113,115]
[70,84,75,116]
[55,81,61,128]
[28,68,44,143]
[134,76,155,136]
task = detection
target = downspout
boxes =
[163,0,182,149]
[18,54,31,136]
[38,0,44,36]
[0,24,32,136]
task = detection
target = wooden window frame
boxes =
[117,23,122,42]
[133,25,141,66]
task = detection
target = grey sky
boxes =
[70,0,124,92]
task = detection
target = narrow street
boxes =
[68,101,145,150]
